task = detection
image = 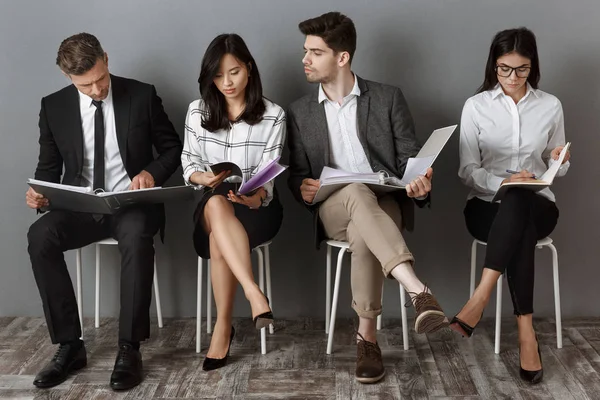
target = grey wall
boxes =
[1,0,599,322]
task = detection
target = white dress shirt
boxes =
[181,98,286,206]
[319,75,373,174]
[459,83,569,202]
[79,83,131,192]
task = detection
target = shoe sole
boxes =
[355,369,386,384]
[415,310,449,334]
[33,358,87,389]
[255,317,273,330]
[110,378,143,391]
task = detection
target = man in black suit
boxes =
[25,33,182,390]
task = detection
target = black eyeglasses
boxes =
[495,65,531,78]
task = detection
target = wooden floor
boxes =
[0,316,599,399]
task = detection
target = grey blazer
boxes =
[286,76,427,248]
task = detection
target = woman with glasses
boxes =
[451,28,571,384]
[182,33,285,371]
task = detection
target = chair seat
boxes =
[325,240,350,249]
[475,237,553,247]
[96,238,118,245]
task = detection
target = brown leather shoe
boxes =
[355,332,385,384]
[409,286,449,334]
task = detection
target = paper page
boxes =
[319,166,381,184]
[97,186,164,197]
[399,155,436,185]
[538,142,570,183]
[238,158,287,195]
[28,179,92,194]
[416,125,457,159]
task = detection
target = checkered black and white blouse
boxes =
[181,98,286,205]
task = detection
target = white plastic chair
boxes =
[325,240,409,354]
[75,238,163,337]
[196,241,273,355]
[469,237,562,354]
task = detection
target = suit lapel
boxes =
[356,77,371,161]
[111,75,130,167]
[64,86,85,174]
[309,95,330,167]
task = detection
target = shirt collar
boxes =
[78,78,113,108]
[318,73,361,104]
[491,82,539,100]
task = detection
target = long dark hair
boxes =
[198,34,265,132]
[477,27,540,93]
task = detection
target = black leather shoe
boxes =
[33,341,87,388]
[520,335,543,384]
[109,344,143,391]
[253,296,273,330]
[203,326,235,371]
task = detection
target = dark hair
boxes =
[477,27,540,93]
[56,33,105,75]
[198,34,265,132]
[298,12,356,63]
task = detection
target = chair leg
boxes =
[196,257,203,354]
[153,257,163,328]
[326,248,346,355]
[76,248,83,338]
[495,277,502,354]
[548,243,563,349]
[325,245,332,334]
[377,289,383,330]
[95,244,100,328]
[256,248,267,355]
[399,284,409,350]
[265,245,274,334]
[470,240,478,298]
[207,260,212,334]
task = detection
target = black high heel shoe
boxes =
[449,312,483,338]
[202,326,235,371]
[253,295,273,330]
[519,334,543,384]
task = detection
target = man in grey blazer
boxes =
[287,12,448,383]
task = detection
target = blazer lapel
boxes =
[309,95,330,167]
[64,86,85,174]
[356,77,371,161]
[111,75,130,167]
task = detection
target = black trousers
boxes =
[464,189,559,315]
[27,205,161,344]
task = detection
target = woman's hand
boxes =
[190,170,230,188]
[228,187,266,209]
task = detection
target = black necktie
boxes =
[92,100,105,191]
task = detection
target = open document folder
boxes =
[491,142,571,203]
[311,124,457,204]
[209,156,287,195]
[27,179,196,214]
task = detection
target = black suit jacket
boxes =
[34,74,183,233]
[287,77,428,248]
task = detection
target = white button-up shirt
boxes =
[78,83,131,192]
[319,75,373,174]
[459,83,569,202]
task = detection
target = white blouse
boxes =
[181,98,286,205]
[459,83,569,202]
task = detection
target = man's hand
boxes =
[406,168,433,198]
[300,178,321,204]
[129,170,156,190]
[551,145,571,164]
[26,187,49,209]
[228,187,266,209]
